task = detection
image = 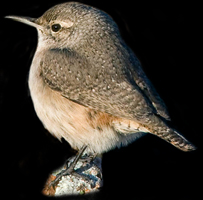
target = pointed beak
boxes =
[5,16,42,29]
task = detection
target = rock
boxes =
[42,156,103,197]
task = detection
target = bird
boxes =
[6,1,195,180]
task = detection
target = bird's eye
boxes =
[51,24,61,32]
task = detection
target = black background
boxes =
[0,0,202,199]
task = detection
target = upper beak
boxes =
[5,16,42,29]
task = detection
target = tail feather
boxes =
[158,129,196,152]
[145,115,196,152]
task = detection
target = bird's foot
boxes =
[49,145,102,189]
[77,152,103,180]
[49,145,89,187]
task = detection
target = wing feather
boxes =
[126,46,170,120]
[40,47,169,124]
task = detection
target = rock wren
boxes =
[6,2,196,156]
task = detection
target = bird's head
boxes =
[6,2,120,51]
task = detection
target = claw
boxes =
[49,145,88,187]
[49,145,103,192]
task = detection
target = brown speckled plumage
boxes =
[7,2,196,153]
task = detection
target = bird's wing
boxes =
[40,48,166,123]
[125,47,170,120]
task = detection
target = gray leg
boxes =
[50,145,89,186]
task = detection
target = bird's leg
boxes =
[50,145,91,187]
[66,150,99,172]
[79,152,97,164]
[76,152,103,179]
[66,145,88,173]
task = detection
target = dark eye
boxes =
[51,24,61,32]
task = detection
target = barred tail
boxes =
[145,115,196,152]
[158,129,196,152]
